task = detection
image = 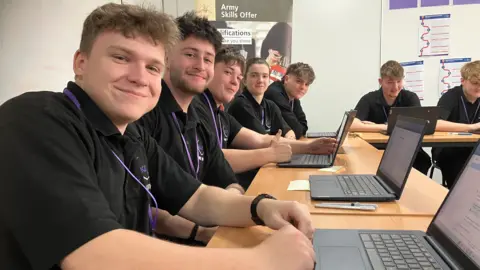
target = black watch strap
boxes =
[250,193,276,226]
[188,224,199,241]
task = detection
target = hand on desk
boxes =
[254,225,315,270]
[269,130,293,162]
[307,137,337,155]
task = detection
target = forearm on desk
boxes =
[222,148,274,173]
[179,185,257,228]
[350,121,386,132]
[436,120,472,132]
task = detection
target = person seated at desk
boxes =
[350,60,432,175]
[193,48,336,190]
[264,62,315,139]
[0,4,316,270]
[433,60,480,188]
[136,12,245,245]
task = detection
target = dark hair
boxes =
[260,22,292,61]
[80,3,179,55]
[215,46,246,74]
[175,11,223,53]
[245,57,270,74]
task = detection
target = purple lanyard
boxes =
[261,108,265,126]
[62,88,158,232]
[202,93,223,148]
[290,100,294,111]
[383,107,389,123]
[171,112,200,179]
[461,96,480,124]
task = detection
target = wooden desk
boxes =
[208,215,432,248]
[245,136,448,217]
[356,131,480,148]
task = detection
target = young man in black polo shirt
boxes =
[0,4,316,270]
[433,60,480,188]
[192,47,336,177]
[350,60,432,175]
[264,62,315,139]
[136,12,247,245]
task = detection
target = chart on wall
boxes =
[438,58,471,96]
[401,61,425,100]
[418,14,450,57]
[195,0,293,83]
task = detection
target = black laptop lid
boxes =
[329,111,354,161]
[376,115,428,198]
[426,141,480,269]
[387,106,441,135]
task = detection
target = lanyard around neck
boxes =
[202,93,223,148]
[63,88,158,232]
[461,96,480,124]
[171,112,200,179]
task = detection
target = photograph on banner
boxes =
[439,58,471,96]
[400,61,425,100]
[418,14,450,57]
[195,0,293,83]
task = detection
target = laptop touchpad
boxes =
[317,247,366,270]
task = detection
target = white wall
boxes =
[381,0,480,106]
[292,0,382,131]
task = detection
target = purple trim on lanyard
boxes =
[202,93,223,148]
[171,112,200,179]
[261,109,265,126]
[382,107,389,123]
[461,96,480,124]
[290,100,294,111]
[63,88,158,232]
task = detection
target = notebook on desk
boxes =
[309,115,428,202]
[313,140,480,270]
[277,110,355,168]
[306,110,357,138]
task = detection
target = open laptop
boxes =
[306,110,357,138]
[277,110,355,168]
[382,106,441,135]
[313,140,480,270]
[309,115,428,202]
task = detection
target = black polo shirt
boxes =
[136,81,237,188]
[264,81,308,139]
[0,82,201,270]
[354,88,421,124]
[191,89,243,149]
[437,85,480,124]
[227,88,292,136]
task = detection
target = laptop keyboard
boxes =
[299,154,330,165]
[309,131,337,137]
[360,233,442,270]
[337,175,387,196]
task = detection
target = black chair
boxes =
[429,159,447,187]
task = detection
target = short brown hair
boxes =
[79,3,179,55]
[245,58,270,75]
[175,11,223,53]
[461,60,480,82]
[285,63,315,84]
[380,60,404,79]
[215,46,246,74]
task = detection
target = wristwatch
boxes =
[250,193,277,226]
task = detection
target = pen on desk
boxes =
[449,132,473,136]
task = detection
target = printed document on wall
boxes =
[401,61,425,100]
[418,14,450,57]
[439,58,471,96]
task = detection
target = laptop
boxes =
[309,115,428,202]
[383,106,441,135]
[277,110,355,168]
[313,140,480,270]
[307,110,357,138]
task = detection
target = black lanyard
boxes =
[461,96,480,124]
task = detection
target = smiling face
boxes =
[245,63,270,96]
[166,36,215,95]
[379,76,404,102]
[208,61,243,104]
[284,74,310,100]
[73,31,165,130]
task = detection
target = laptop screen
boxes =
[377,119,423,190]
[433,145,480,266]
[335,113,348,143]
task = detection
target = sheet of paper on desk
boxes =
[287,180,310,191]
[318,166,343,172]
